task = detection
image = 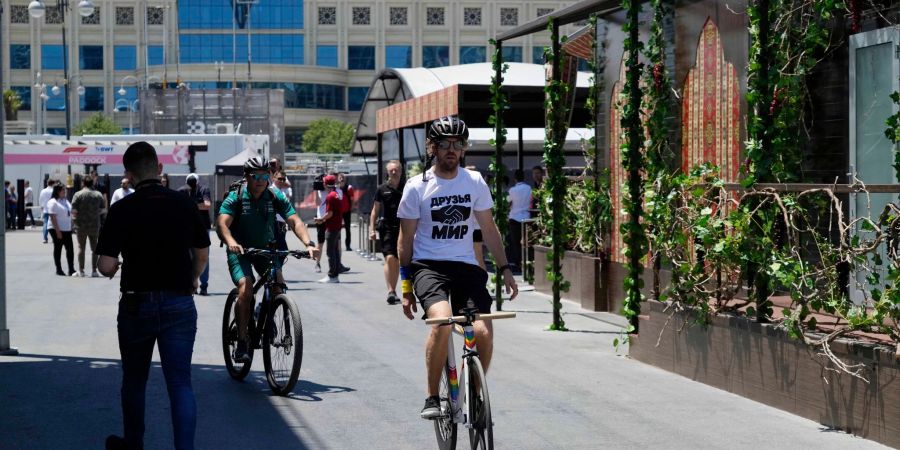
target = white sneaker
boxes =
[71,271,84,278]
[91,271,101,278]
[317,276,339,284]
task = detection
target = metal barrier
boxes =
[357,213,381,261]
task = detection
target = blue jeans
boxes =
[42,212,50,241]
[117,293,197,450]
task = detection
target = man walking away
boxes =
[315,174,343,283]
[178,174,212,295]
[369,160,403,304]
[24,181,35,227]
[39,179,55,243]
[71,176,105,277]
[98,142,210,450]
[507,169,532,271]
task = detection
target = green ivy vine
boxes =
[543,18,571,331]
[488,38,511,310]
[620,0,647,333]
[887,90,900,181]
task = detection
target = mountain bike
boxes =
[425,307,516,450]
[222,248,311,396]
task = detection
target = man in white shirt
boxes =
[506,169,532,271]
[110,178,134,205]
[24,180,35,227]
[397,116,518,420]
[39,179,56,244]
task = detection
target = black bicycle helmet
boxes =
[427,116,469,142]
[243,156,268,173]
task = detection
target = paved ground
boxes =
[0,227,888,449]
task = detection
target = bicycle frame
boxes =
[446,319,479,425]
[246,252,284,350]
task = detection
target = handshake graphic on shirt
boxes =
[431,205,471,225]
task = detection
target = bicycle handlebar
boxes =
[242,248,313,259]
[424,312,517,325]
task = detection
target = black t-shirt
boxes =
[177,184,212,230]
[97,181,211,292]
[375,182,402,227]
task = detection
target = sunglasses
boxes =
[277,177,286,181]
[250,173,270,182]
[435,139,467,150]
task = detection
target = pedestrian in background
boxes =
[47,184,74,276]
[507,169,532,271]
[110,178,134,205]
[160,173,170,189]
[178,174,212,295]
[71,176,105,278]
[24,180,35,227]
[7,184,18,230]
[369,160,403,304]
[39,179,55,244]
[273,171,293,254]
[315,174,343,283]
[98,141,210,450]
[338,172,354,252]
[313,174,328,273]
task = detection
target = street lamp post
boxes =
[28,0,96,139]
[115,98,139,134]
[33,72,50,135]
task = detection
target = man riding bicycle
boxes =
[396,116,518,419]
[217,156,319,363]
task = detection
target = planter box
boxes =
[533,246,608,311]
[631,300,900,448]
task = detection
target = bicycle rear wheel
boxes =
[433,362,458,450]
[467,357,493,450]
[262,294,303,395]
[222,289,254,380]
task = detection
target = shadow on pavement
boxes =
[0,353,353,449]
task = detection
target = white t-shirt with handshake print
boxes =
[397,167,493,267]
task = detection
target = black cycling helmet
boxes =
[243,156,268,174]
[427,116,469,142]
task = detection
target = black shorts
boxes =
[412,260,492,315]
[472,229,483,242]
[380,226,399,257]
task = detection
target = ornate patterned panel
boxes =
[681,18,741,182]
[116,7,134,25]
[609,56,650,266]
[10,5,31,23]
[500,8,518,27]
[463,7,481,26]
[389,7,408,26]
[318,7,336,25]
[352,6,371,25]
[426,7,445,26]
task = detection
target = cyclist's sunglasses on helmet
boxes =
[251,173,270,182]
[435,139,467,150]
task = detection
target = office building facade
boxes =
[2,1,574,151]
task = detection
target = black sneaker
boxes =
[420,395,442,420]
[199,287,208,296]
[232,340,250,364]
[386,292,399,305]
[339,265,351,273]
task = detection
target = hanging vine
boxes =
[620,0,647,332]
[887,90,900,181]
[488,38,511,310]
[543,19,571,331]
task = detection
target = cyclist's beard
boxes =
[436,153,460,173]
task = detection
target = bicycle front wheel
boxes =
[467,357,493,450]
[222,289,253,380]
[262,294,303,395]
[434,362,458,450]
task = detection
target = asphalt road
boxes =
[0,228,887,449]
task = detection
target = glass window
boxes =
[42,45,65,70]
[348,46,375,70]
[80,87,104,111]
[149,45,164,65]
[578,58,590,72]
[348,86,368,111]
[46,86,67,111]
[10,44,30,69]
[317,45,338,67]
[10,86,31,111]
[114,46,137,70]
[46,128,67,136]
[459,46,486,64]
[532,47,546,64]
[80,46,104,70]
[178,34,303,64]
[179,0,303,30]
[286,127,304,152]
[385,45,411,68]
[501,46,522,63]
[316,84,344,110]
[422,46,449,68]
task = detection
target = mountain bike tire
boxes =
[262,294,303,396]
[222,289,254,380]
[467,357,493,450]
[434,362,458,450]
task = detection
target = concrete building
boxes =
[2,1,580,152]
